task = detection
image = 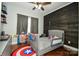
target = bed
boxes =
[30,30,64,56]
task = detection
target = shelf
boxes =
[1,3,7,24]
[1,10,7,14]
[1,14,6,18]
[1,21,7,24]
[1,3,7,14]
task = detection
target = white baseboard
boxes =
[64,45,78,51]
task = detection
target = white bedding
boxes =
[38,37,62,51]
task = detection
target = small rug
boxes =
[11,46,36,56]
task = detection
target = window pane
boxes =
[17,14,28,34]
[31,17,38,33]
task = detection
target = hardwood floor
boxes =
[11,43,30,53]
[11,43,78,56]
[43,47,78,56]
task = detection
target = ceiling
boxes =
[7,2,73,16]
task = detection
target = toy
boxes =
[17,32,28,45]
[17,34,20,45]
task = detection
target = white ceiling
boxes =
[7,2,73,16]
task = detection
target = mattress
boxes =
[38,37,62,51]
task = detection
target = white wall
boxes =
[0,2,7,34]
[0,2,1,34]
[3,2,44,44]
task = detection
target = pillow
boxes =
[29,34,33,41]
[48,35,59,40]
[29,33,37,41]
[40,34,46,37]
[20,34,28,40]
[48,35,53,40]
[20,32,28,40]
[32,34,36,40]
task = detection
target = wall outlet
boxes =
[68,41,71,44]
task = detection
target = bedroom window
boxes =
[31,17,38,33]
[17,14,38,34]
[17,14,28,34]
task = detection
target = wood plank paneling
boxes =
[44,2,78,48]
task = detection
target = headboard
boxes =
[48,30,64,38]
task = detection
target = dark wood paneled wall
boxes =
[44,2,78,48]
[78,2,79,49]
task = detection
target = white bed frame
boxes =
[30,30,64,56]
